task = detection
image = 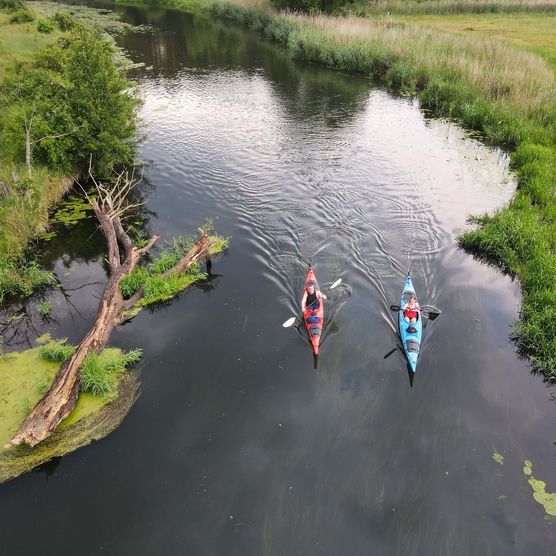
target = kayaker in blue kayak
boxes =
[402,294,420,333]
[302,282,326,322]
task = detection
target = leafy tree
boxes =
[0,24,140,176]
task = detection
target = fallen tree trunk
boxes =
[116,228,214,325]
[6,172,217,448]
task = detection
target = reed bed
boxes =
[358,0,556,16]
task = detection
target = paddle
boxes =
[389,304,441,320]
[282,278,342,328]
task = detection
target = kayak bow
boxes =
[303,266,324,355]
[398,274,422,372]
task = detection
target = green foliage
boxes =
[271,0,353,14]
[1,24,140,176]
[80,349,142,395]
[104,348,143,372]
[39,338,75,363]
[37,19,54,34]
[50,194,93,226]
[9,8,34,23]
[0,259,54,302]
[149,237,195,274]
[80,354,111,395]
[120,266,149,298]
[52,11,76,31]
[0,0,24,13]
[36,300,53,316]
[120,233,227,313]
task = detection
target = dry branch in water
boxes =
[6,168,215,447]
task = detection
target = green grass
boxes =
[355,0,556,16]
[120,234,228,309]
[0,340,139,483]
[396,13,556,71]
[0,11,61,81]
[80,349,142,395]
[38,338,75,362]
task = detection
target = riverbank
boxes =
[117,0,556,380]
[0,2,139,301]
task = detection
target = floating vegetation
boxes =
[50,195,93,227]
[523,459,556,516]
[492,451,504,465]
[36,300,53,317]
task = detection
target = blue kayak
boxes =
[398,274,422,372]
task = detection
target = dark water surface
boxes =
[1,4,555,555]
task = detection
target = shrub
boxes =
[37,19,54,34]
[52,12,75,32]
[1,25,140,176]
[9,9,34,23]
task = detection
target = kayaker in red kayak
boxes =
[302,281,326,321]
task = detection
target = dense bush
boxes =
[9,8,34,23]
[1,24,140,176]
[53,11,75,31]
[37,19,54,34]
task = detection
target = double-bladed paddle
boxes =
[282,278,342,328]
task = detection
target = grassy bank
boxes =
[0,337,140,483]
[0,2,139,302]
[113,0,556,380]
[0,7,71,300]
[354,0,556,16]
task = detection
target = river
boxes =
[0,3,555,554]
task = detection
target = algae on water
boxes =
[522,459,556,517]
[0,342,139,484]
[492,451,504,465]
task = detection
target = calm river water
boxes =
[1,3,555,555]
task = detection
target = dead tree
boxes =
[6,167,216,447]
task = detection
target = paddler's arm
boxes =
[301,291,308,312]
[318,291,327,300]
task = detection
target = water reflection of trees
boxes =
[118,7,370,128]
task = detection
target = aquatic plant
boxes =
[523,459,556,516]
[39,339,75,362]
[80,349,143,395]
[36,300,53,317]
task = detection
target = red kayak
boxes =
[303,266,324,355]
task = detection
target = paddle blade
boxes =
[383,347,397,360]
[390,304,401,311]
[282,317,297,328]
[330,278,342,289]
[425,311,441,321]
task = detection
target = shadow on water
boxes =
[32,457,62,481]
